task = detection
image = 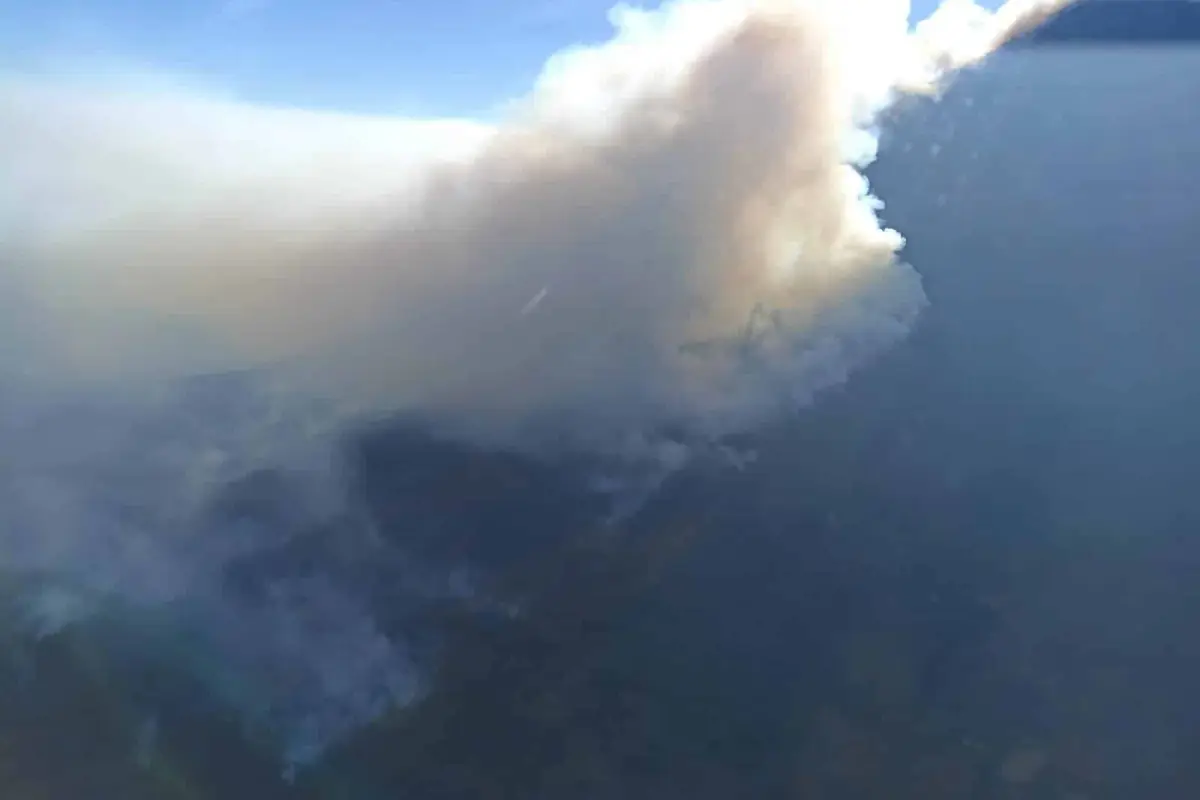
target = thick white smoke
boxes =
[0,0,1072,444]
[0,0,1074,763]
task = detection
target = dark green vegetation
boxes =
[5,314,1200,798]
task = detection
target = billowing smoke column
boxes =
[0,0,1075,764]
[0,0,1073,445]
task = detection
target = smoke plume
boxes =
[1,0,1073,445]
[0,0,1074,762]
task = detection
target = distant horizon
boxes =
[1008,0,1200,47]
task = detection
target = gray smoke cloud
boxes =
[0,0,1075,763]
[1,0,1073,442]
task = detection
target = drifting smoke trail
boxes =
[0,0,1075,762]
[0,0,1074,445]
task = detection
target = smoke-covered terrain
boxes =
[7,0,1200,797]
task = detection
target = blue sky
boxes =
[0,0,981,116]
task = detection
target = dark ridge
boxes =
[1008,0,1200,46]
